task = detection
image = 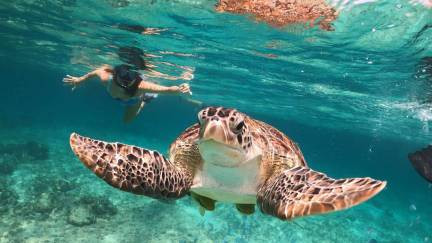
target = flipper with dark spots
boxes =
[69,133,193,199]
[257,166,386,220]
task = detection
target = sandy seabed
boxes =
[0,126,431,243]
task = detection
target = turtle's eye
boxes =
[197,111,205,125]
[234,121,244,133]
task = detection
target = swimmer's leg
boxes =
[123,100,146,123]
[185,98,204,107]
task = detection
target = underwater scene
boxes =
[1,0,432,242]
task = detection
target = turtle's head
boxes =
[197,107,255,167]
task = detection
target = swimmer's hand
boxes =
[142,28,168,35]
[177,83,192,95]
[63,75,83,91]
[180,70,194,81]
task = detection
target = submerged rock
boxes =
[33,192,57,213]
[0,141,49,175]
[30,175,77,195]
[0,140,49,161]
[0,161,16,175]
[13,191,60,220]
[79,195,118,218]
[0,180,18,213]
[14,176,78,219]
[408,145,432,183]
[0,154,18,175]
[66,196,117,227]
[25,141,49,161]
[67,205,96,226]
[106,0,129,8]
[58,0,77,6]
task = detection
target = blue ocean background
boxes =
[1,0,431,242]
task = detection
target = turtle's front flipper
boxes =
[257,166,386,220]
[69,133,192,199]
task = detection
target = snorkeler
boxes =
[63,64,191,123]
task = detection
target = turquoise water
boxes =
[1,0,432,242]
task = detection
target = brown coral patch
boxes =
[215,0,338,31]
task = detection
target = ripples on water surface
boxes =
[0,0,432,242]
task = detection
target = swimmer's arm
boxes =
[137,81,191,95]
[63,65,112,86]
[145,69,194,81]
[123,101,146,123]
[141,27,168,35]
[144,70,182,81]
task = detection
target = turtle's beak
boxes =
[199,119,231,145]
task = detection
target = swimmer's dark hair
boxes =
[118,46,147,70]
[113,64,142,96]
[116,24,146,34]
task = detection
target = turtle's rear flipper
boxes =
[236,204,255,215]
[69,133,192,199]
[257,167,386,220]
[408,145,432,183]
[190,192,215,216]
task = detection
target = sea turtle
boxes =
[69,107,386,220]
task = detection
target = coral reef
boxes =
[215,0,338,31]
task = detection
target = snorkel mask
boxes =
[113,64,142,96]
